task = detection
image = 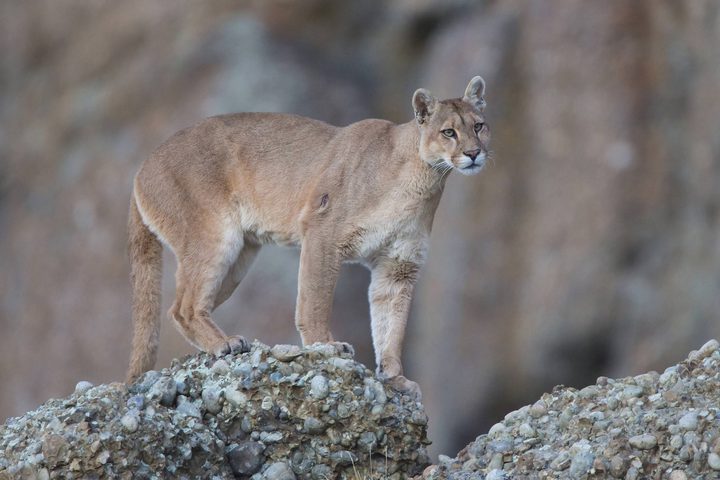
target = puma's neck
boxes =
[392,121,448,198]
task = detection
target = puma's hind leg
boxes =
[169,232,250,357]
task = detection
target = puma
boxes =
[126,76,491,396]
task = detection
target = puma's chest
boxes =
[342,206,430,263]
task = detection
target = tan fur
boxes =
[126,77,491,395]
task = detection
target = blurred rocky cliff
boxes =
[1,0,719,456]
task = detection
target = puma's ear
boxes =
[412,88,437,125]
[463,76,486,110]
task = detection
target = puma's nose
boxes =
[464,149,481,161]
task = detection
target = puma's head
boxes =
[412,76,490,176]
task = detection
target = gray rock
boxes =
[147,376,177,407]
[133,370,162,393]
[303,417,326,434]
[358,431,377,451]
[202,385,223,414]
[669,470,688,480]
[259,431,283,443]
[263,461,296,480]
[74,381,93,395]
[119,412,139,433]
[309,375,329,399]
[629,434,657,450]
[569,449,594,476]
[529,400,547,418]
[622,385,644,400]
[678,411,698,431]
[211,359,230,375]
[310,464,333,480]
[485,469,505,480]
[708,453,720,470]
[175,396,202,419]
[126,394,145,410]
[227,441,265,477]
[270,344,302,362]
[518,423,535,438]
[225,385,247,407]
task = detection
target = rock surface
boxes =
[0,342,430,479]
[421,340,720,479]
[3,340,720,479]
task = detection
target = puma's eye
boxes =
[474,122,485,133]
[441,129,456,138]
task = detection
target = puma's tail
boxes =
[126,192,163,383]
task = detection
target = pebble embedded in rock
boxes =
[708,452,720,470]
[147,376,177,407]
[310,464,333,480]
[518,423,535,437]
[74,381,93,394]
[310,375,329,399]
[669,470,688,480]
[120,412,139,433]
[622,385,644,400]
[126,394,145,410]
[529,401,547,418]
[569,449,594,476]
[175,396,202,419]
[270,344,303,361]
[41,434,69,468]
[678,411,698,431]
[304,417,325,434]
[488,423,506,438]
[225,386,247,408]
[211,359,230,375]
[358,431,377,450]
[263,461,297,480]
[485,469,505,480]
[201,385,223,414]
[629,434,657,450]
[227,441,265,477]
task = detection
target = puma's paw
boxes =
[211,335,250,356]
[328,341,355,357]
[383,375,422,401]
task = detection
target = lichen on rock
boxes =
[0,341,430,479]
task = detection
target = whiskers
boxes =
[486,149,496,168]
[432,160,454,180]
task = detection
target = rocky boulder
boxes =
[0,342,430,479]
[421,340,720,479]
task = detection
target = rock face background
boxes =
[2,0,720,456]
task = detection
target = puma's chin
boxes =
[456,163,484,176]
[453,153,486,176]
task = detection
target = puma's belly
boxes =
[235,203,301,247]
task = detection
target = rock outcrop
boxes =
[421,340,720,479]
[0,342,430,479]
[3,340,720,479]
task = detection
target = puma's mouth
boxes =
[455,152,486,176]
[458,163,484,176]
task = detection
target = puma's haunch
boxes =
[127,76,491,397]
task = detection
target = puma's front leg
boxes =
[295,234,341,346]
[369,257,422,398]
